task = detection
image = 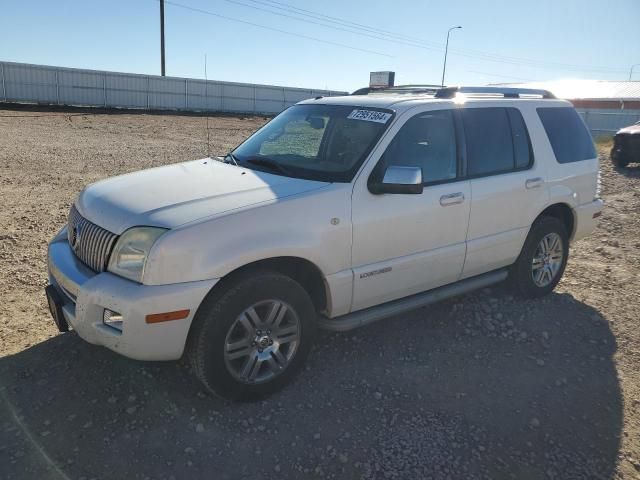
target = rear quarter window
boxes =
[537,107,596,163]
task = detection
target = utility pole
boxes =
[441,26,462,87]
[160,0,166,76]
[630,64,640,81]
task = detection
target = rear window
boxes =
[537,107,596,163]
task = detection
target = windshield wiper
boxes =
[224,152,239,166]
[243,156,292,176]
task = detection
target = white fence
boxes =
[0,61,347,114]
[576,108,640,136]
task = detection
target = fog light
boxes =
[103,309,123,331]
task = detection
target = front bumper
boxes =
[572,199,604,242]
[47,227,218,361]
[613,134,640,161]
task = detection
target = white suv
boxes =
[46,86,603,399]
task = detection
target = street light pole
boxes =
[441,26,462,87]
[160,0,166,76]
[629,64,640,81]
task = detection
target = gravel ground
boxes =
[1,107,639,480]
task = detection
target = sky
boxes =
[1,0,639,92]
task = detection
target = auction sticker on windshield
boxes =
[347,109,392,124]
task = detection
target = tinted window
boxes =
[463,108,514,176]
[508,109,532,168]
[462,107,533,176]
[537,107,596,163]
[381,110,457,183]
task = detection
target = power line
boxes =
[243,0,441,47]
[235,0,628,74]
[219,0,441,52]
[162,0,393,57]
[160,0,627,75]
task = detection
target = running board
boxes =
[318,269,509,332]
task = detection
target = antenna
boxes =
[204,54,211,158]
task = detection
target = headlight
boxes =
[108,227,167,283]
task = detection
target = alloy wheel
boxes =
[531,232,564,287]
[223,300,301,384]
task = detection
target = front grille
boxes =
[628,135,640,154]
[67,205,118,272]
[617,134,640,154]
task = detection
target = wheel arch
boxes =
[535,203,576,239]
[203,256,330,316]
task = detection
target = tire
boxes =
[187,271,317,401]
[510,216,569,298]
[611,148,629,168]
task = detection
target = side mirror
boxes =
[369,165,423,194]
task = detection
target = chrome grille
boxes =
[67,205,118,272]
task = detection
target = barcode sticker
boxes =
[347,109,392,124]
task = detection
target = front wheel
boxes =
[187,271,317,401]
[510,216,569,298]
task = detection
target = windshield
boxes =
[232,104,394,182]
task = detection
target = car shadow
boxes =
[1,287,622,480]
[613,163,640,178]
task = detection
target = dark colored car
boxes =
[611,121,640,167]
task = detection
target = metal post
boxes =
[103,74,107,107]
[160,0,166,76]
[1,63,6,102]
[282,87,286,111]
[441,26,462,88]
[185,78,188,110]
[146,76,150,110]
[253,85,257,113]
[55,70,60,105]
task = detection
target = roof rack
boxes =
[351,85,556,99]
[435,86,556,99]
[351,84,441,96]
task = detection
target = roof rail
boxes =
[435,86,556,99]
[351,84,441,96]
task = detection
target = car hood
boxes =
[617,124,640,135]
[76,159,330,234]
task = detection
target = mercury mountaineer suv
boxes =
[46,86,603,399]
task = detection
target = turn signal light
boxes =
[145,309,190,324]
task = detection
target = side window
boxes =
[462,107,533,176]
[381,110,457,184]
[462,108,514,176]
[537,107,596,163]
[508,109,532,169]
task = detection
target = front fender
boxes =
[143,184,352,285]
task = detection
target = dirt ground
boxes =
[0,107,639,480]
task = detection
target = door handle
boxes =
[440,192,465,206]
[525,177,544,189]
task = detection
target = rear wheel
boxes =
[187,271,317,400]
[510,216,569,298]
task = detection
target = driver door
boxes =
[350,108,471,312]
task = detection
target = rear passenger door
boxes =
[460,106,549,278]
